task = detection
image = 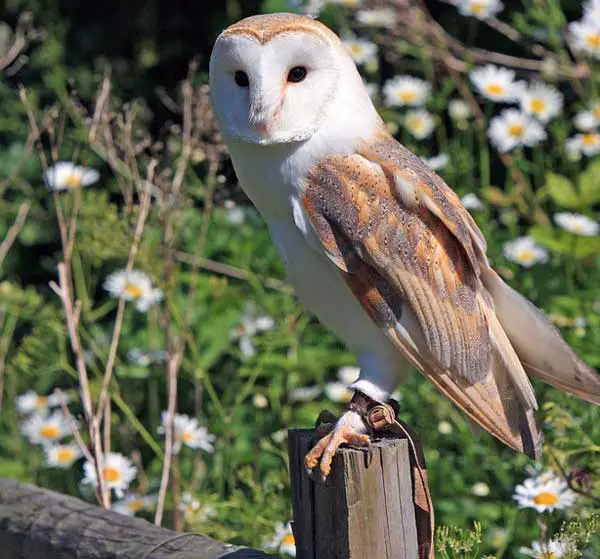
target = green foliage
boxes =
[0,1,599,558]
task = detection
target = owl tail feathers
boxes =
[482,268,600,405]
[387,325,542,460]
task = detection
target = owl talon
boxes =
[304,423,371,480]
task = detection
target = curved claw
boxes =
[304,424,371,481]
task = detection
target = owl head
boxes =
[209,13,378,146]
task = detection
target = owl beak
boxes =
[253,121,269,135]
[249,90,273,137]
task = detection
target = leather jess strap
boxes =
[349,393,435,559]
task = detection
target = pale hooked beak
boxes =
[252,120,270,135]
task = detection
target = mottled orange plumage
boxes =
[304,129,543,458]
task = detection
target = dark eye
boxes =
[287,66,307,83]
[234,71,249,88]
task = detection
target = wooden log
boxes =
[289,429,419,559]
[0,478,274,559]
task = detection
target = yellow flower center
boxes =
[103,466,122,482]
[283,533,296,546]
[485,83,505,96]
[540,553,557,559]
[39,425,60,439]
[64,174,82,188]
[399,90,417,103]
[533,491,559,506]
[508,124,524,137]
[471,2,485,14]
[181,431,194,443]
[582,133,598,146]
[36,396,49,409]
[124,282,143,298]
[350,45,363,57]
[56,448,75,463]
[516,249,535,263]
[530,98,546,114]
[127,500,144,512]
[407,117,424,133]
[586,33,600,48]
[340,390,353,404]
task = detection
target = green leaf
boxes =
[530,225,600,258]
[545,172,580,209]
[578,160,600,205]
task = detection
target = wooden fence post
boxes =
[289,429,422,559]
[0,478,274,559]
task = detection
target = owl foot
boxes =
[304,418,371,482]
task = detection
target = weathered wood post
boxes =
[0,478,274,559]
[289,429,432,559]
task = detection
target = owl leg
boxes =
[305,400,371,481]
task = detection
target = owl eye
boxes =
[287,66,307,83]
[234,71,249,88]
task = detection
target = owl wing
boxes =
[302,132,542,458]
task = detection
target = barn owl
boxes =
[210,13,600,479]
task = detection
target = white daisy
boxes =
[127,348,166,366]
[554,212,599,236]
[448,99,472,121]
[573,110,598,131]
[461,193,483,210]
[383,76,431,107]
[47,389,71,408]
[584,0,600,23]
[21,411,73,446]
[513,470,577,512]
[470,65,523,102]
[458,0,503,20]
[520,82,563,122]
[325,381,353,404]
[112,493,157,517]
[16,390,51,415]
[267,521,296,557]
[179,491,201,522]
[44,161,100,192]
[177,492,216,523]
[82,452,137,498]
[565,133,600,157]
[16,389,70,415]
[159,412,216,454]
[337,366,360,385]
[488,109,546,152]
[471,482,490,496]
[224,200,246,225]
[521,539,572,558]
[289,386,322,402]
[355,8,397,28]
[342,35,378,66]
[404,110,436,139]
[253,393,269,409]
[437,420,453,435]
[44,443,83,468]
[103,269,163,312]
[503,236,548,267]
[421,153,449,171]
[229,303,275,359]
[570,19,600,59]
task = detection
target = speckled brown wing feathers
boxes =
[303,132,542,458]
